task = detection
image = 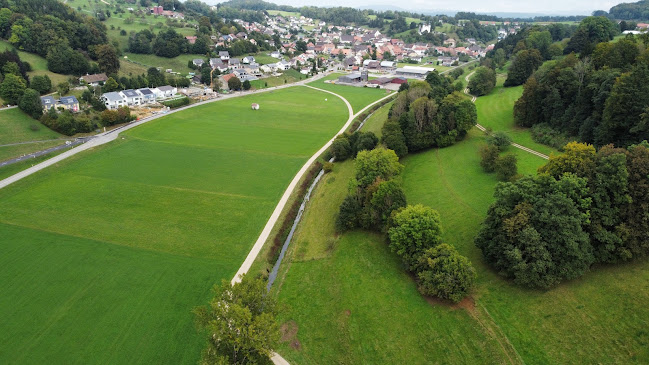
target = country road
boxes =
[464,71,549,160]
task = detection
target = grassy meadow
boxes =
[474,76,558,156]
[0,40,70,86]
[308,74,389,114]
[272,76,649,363]
[0,108,66,162]
[0,86,350,364]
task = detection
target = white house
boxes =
[153,85,177,99]
[137,88,156,103]
[277,60,291,70]
[242,56,255,64]
[120,89,143,106]
[219,51,230,61]
[270,51,282,59]
[101,92,126,110]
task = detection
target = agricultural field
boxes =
[0,108,66,162]
[0,86,350,364]
[267,10,301,17]
[250,69,306,89]
[0,40,70,86]
[123,52,204,75]
[474,76,558,156]
[307,74,389,113]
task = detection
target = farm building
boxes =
[337,71,368,83]
[396,66,432,78]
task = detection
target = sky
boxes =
[210,0,624,15]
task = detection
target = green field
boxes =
[267,10,300,17]
[124,52,203,75]
[0,86,351,364]
[250,69,306,89]
[273,75,649,363]
[307,74,389,114]
[474,76,558,156]
[0,40,70,86]
[0,108,66,162]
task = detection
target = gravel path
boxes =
[464,71,549,160]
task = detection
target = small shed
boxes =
[251,103,260,110]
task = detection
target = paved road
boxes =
[0,138,85,168]
[464,72,549,160]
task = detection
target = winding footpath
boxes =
[464,72,549,160]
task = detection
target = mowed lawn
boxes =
[308,74,389,114]
[474,76,557,156]
[0,108,66,162]
[0,86,349,364]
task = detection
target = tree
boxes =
[31,75,52,95]
[242,79,251,91]
[147,67,166,87]
[417,243,476,303]
[495,154,518,181]
[479,144,500,173]
[194,275,280,365]
[468,66,496,96]
[355,148,403,188]
[95,44,120,75]
[336,194,362,231]
[228,76,242,91]
[487,131,512,151]
[18,88,42,118]
[367,180,407,228]
[331,137,352,161]
[381,119,408,157]
[0,73,27,104]
[103,77,119,92]
[538,142,597,179]
[564,16,618,55]
[388,204,444,271]
[475,174,593,288]
[57,82,70,97]
[504,49,543,87]
[352,131,379,156]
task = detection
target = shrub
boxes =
[487,131,512,150]
[479,144,500,172]
[417,243,476,303]
[388,204,444,271]
[161,97,190,109]
[323,161,334,173]
[495,154,518,181]
[381,120,408,157]
[335,194,362,232]
[530,123,571,149]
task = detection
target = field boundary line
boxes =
[464,72,549,160]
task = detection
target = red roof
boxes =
[391,78,407,84]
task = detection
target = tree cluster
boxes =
[384,74,477,155]
[476,141,649,288]
[330,131,379,162]
[128,29,192,58]
[468,66,496,96]
[335,148,406,232]
[608,0,649,21]
[194,274,280,365]
[514,36,649,148]
[389,205,476,303]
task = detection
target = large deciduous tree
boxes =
[505,49,543,87]
[95,44,120,75]
[388,204,444,271]
[0,73,27,104]
[417,243,476,303]
[468,66,496,96]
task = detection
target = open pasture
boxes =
[0,86,349,364]
[307,74,389,113]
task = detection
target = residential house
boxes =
[242,56,256,64]
[153,85,177,99]
[40,96,57,111]
[236,32,248,39]
[270,51,282,58]
[210,58,228,72]
[80,73,108,86]
[220,73,237,90]
[277,60,292,70]
[229,58,242,69]
[101,92,126,110]
[137,88,156,103]
[219,51,230,61]
[58,96,80,112]
[193,59,204,68]
[120,89,143,106]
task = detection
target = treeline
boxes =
[128,29,194,57]
[604,0,649,20]
[0,0,121,76]
[456,11,587,23]
[382,73,477,157]
[476,141,649,289]
[514,35,649,148]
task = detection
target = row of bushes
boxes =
[161,97,190,109]
[267,161,324,264]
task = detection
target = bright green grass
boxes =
[267,10,300,17]
[274,157,510,364]
[403,129,649,364]
[0,108,66,161]
[0,86,349,364]
[0,40,70,85]
[250,69,305,89]
[119,59,148,76]
[474,76,557,156]
[307,74,389,114]
[360,100,392,138]
[124,52,203,75]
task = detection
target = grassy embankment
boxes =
[0,108,67,162]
